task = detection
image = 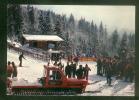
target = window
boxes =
[49,70,61,80]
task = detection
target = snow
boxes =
[7,40,22,48]
[23,34,64,41]
[12,78,42,86]
[7,50,135,96]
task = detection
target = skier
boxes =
[19,52,26,67]
[12,62,17,78]
[84,64,91,80]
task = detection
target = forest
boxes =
[7,5,135,59]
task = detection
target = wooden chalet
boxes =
[22,34,64,51]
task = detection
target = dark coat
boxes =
[76,68,84,79]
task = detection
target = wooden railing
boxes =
[7,43,97,62]
[7,43,49,62]
[79,57,97,62]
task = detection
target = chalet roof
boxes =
[22,34,64,42]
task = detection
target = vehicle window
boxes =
[49,70,61,80]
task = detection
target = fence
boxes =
[79,57,97,62]
[7,43,49,62]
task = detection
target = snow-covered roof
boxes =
[48,49,61,53]
[23,34,64,42]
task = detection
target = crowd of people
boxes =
[65,62,91,80]
[7,52,25,78]
[7,61,17,78]
[52,60,91,80]
[96,56,134,86]
[7,50,134,88]
[7,52,26,89]
[7,61,18,89]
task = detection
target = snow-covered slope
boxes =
[7,50,134,96]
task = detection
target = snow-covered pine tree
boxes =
[119,32,128,60]
[93,24,99,56]
[27,5,35,34]
[7,4,23,40]
[7,4,14,38]
[43,10,53,35]
[78,18,85,32]
[65,32,71,56]
[128,33,135,50]
[90,20,96,47]
[98,21,105,56]
[61,15,67,33]
[54,16,62,37]
[111,29,119,51]
[38,10,45,34]
[68,14,75,33]
[103,26,109,56]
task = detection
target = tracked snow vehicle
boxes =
[11,65,88,95]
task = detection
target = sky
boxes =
[31,5,135,34]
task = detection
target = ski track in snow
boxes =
[7,50,135,96]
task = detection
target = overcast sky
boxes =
[32,5,135,34]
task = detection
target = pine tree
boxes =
[93,24,99,56]
[38,10,44,34]
[54,16,62,37]
[119,32,128,60]
[44,11,52,34]
[68,14,75,33]
[7,4,14,37]
[27,5,35,34]
[102,25,108,56]
[65,32,71,56]
[128,33,135,49]
[127,33,135,60]
[111,29,119,50]
[78,18,85,32]
[7,4,23,39]
[90,21,97,48]
[61,15,67,32]
[39,11,45,34]
[99,21,104,41]
[98,21,104,56]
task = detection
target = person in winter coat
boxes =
[102,58,106,76]
[105,59,112,86]
[73,56,79,65]
[58,61,64,71]
[12,62,17,78]
[97,58,102,75]
[84,64,91,80]
[76,65,84,79]
[70,62,74,78]
[72,63,77,78]
[7,61,14,78]
[124,61,134,82]
[65,62,71,78]
[19,52,26,67]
